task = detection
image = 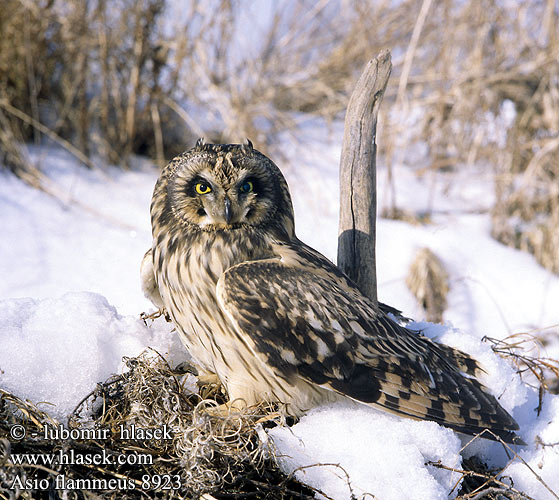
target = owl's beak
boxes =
[224,197,232,224]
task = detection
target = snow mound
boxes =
[269,403,462,500]
[0,292,182,420]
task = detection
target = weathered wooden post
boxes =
[337,50,392,305]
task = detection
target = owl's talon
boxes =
[197,373,221,386]
[203,399,247,417]
[173,361,199,376]
[140,307,170,323]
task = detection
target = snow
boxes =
[0,292,183,420]
[0,146,156,315]
[507,396,559,500]
[1,139,559,499]
[269,403,463,500]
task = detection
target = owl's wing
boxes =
[216,256,522,444]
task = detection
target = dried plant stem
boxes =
[0,99,98,170]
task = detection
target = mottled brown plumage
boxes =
[142,140,523,444]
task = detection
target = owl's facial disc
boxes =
[166,144,294,236]
[176,170,274,230]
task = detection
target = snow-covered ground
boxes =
[1,139,559,499]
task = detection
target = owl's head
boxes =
[158,140,295,238]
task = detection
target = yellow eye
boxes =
[195,182,212,195]
[240,180,254,194]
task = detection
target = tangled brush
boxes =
[1,349,316,499]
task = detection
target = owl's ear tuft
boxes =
[242,139,254,153]
[195,137,206,149]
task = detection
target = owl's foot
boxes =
[174,367,225,401]
[203,398,248,417]
[197,372,221,386]
[173,362,219,383]
[140,307,171,323]
[202,400,283,426]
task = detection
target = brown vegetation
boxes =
[0,349,318,499]
[406,247,449,323]
[2,0,556,273]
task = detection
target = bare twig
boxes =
[0,99,98,170]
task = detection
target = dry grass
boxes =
[406,247,449,323]
[371,0,559,272]
[2,1,556,159]
[0,349,318,499]
[0,0,190,178]
[1,0,558,269]
[0,0,355,180]
[484,331,559,414]
[491,152,559,274]
[430,429,559,500]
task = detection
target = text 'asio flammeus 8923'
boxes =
[142,140,523,445]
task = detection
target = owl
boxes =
[142,140,523,445]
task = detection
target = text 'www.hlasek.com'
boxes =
[7,423,180,492]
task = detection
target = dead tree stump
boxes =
[337,50,392,305]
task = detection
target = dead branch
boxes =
[338,49,392,303]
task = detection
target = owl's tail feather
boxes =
[324,354,525,445]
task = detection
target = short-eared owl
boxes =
[142,140,522,444]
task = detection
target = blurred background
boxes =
[1,0,558,276]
